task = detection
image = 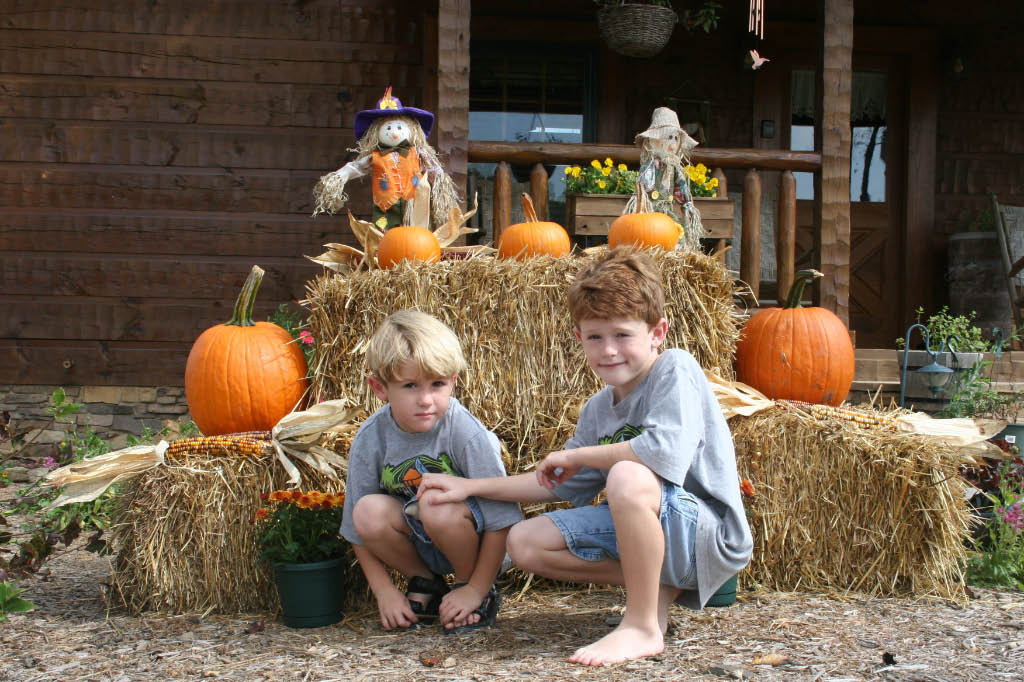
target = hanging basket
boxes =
[597,4,679,58]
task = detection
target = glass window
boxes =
[468,46,595,236]
[790,68,888,203]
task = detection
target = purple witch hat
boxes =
[354,87,435,140]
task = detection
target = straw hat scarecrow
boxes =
[312,87,460,230]
[625,106,704,251]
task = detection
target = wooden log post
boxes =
[437,0,470,207]
[815,0,853,324]
[741,169,762,299]
[777,170,797,300]
[711,167,729,262]
[529,163,549,221]
[493,161,512,245]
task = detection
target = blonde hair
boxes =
[567,247,665,327]
[366,309,467,383]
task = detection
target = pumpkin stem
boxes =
[227,265,265,327]
[784,269,823,309]
[520,193,538,222]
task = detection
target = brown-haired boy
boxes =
[419,248,752,665]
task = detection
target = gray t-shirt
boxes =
[341,397,523,546]
[553,349,753,609]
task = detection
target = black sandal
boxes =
[444,583,501,635]
[405,574,450,626]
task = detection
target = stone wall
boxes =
[1,385,191,460]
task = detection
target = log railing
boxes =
[468,141,822,301]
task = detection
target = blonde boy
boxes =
[419,248,753,665]
[340,310,521,632]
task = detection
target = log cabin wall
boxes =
[0,0,428,389]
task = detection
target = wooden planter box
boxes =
[565,194,735,239]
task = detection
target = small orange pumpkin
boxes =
[377,225,441,269]
[608,211,683,250]
[185,265,310,435]
[734,269,855,406]
[498,194,571,260]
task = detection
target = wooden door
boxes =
[781,54,907,348]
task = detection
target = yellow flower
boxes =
[1,472,7,479]
[604,157,613,166]
[696,162,707,174]
[572,166,581,177]
[617,164,627,171]
[601,167,611,176]
[651,190,660,200]
[598,180,607,189]
[708,177,719,188]
[590,159,602,170]
[564,167,572,175]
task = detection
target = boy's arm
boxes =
[536,440,641,489]
[352,544,419,629]
[418,471,557,504]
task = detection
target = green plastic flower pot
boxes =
[274,556,345,628]
[705,573,738,607]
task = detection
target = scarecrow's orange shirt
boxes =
[371,148,421,210]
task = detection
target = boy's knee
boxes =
[605,461,660,507]
[417,490,473,532]
[352,495,397,539]
[506,522,542,571]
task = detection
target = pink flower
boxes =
[1000,503,1023,533]
[42,456,58,469]
[298,330,314,345]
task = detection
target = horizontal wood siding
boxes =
[0,0,428,385]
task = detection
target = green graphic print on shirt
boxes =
[380,452,459,500]
[598,423,645,445]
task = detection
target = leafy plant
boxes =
[565,158,637,195]
[255,490,347,565]
[895,307,992,352]
[0,580,35,621]
[681,0,723,33]
[269,303,316,366]
[966,460,1024,590]
[686,162,720,198]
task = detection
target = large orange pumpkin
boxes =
[184,265,310,435]
[608,211,683,251]
[377,225,441,269]
[734,269,854,406]
[498,194,571,260]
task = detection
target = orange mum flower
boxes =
[739,479,756,498]
[268,490,288,503]
[255,507,269,520]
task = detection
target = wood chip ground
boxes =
[3,539,1021,682]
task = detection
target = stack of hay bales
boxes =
[306,250,971,600]
[731,403,971,600]
[112,436,362,615]
[306,249,742,466]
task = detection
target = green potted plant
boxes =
[563,158,730,239]
[896,307,989,410]
[255,489,348,628]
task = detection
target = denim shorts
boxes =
[403,497,485,576]
[544,480,698,589]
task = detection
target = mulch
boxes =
[3,539,1022,682]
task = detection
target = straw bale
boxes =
[731,402,972,600]
[111,443,365,615]
[306,249,744,471]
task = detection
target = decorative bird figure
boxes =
[747,49,770,70]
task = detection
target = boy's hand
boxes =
[439,583,485,629]
[376,585,420,630]
[417,473,470,503]
[536,449,579,490]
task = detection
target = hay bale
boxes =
[306,249,743,469]
[111,447,365,615]
[732,403,972,600]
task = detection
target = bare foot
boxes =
[568,623,665,666]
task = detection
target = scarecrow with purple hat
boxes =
[312,87,460,230]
